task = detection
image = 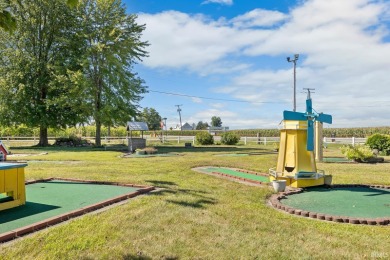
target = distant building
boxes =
[208,126,229,135]
[172,122,194,131]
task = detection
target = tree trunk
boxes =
[95,120,101,146]
[38,126,49,146]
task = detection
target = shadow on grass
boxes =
[0,202,60,224]
[146,180,217,209]
[166,198,217,209]
[122,254,178,260]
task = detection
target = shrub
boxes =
[54,135,91,147]
[220,132,240,145]
[340,145,374,162]
[366,134,390,155]
[196,132,214,145]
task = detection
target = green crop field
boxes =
[0,144,389,259]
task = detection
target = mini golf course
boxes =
[0,179,154,242]
[269,184,390,225]
[193,167,270,185]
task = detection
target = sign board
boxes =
[127,122,149,131]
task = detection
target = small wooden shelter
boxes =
[127,122,149,152]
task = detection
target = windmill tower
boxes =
[269,89,333,188]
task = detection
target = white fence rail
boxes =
[0,136,367,147]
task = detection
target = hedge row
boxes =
[0,125,389,138]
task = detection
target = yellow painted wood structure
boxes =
[269,120,328,188]
[0,163,28,211]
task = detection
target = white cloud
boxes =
[202,0,233,6]
[138,0,390,128]
[137,11,270,74]
[231,9,288,28]
[191,97,203,103]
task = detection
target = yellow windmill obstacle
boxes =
[0,163,28,211]
[269,90,332,188]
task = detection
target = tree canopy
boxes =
[0,0,87,145]
[75,0,148,145]
[211,116,222,127]
[0,0,148,146]
[138,107,162,131]
[196,121,209,130]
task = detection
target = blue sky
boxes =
[123,0,390,130]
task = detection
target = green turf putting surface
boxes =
[281,186,390,218]
[201,167,270,183]
[0,180,143,234]
[323,157,352,163]
[123,153,179,158]
[214,154,250,157]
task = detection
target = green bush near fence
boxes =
[220,132,240,145]
[196,132,214,145]
[366,134,390,155]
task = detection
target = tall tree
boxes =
[0,1,78,32]
[211,116,222,127]
[77,0,148,146]
[138,107,162,131]
[0,0,87,146]
[196,121,209,130]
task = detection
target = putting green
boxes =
[281,186,390,218]
[201,167,270,183]
[0,180,143,234]
[323,157,352,163]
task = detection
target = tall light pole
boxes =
[287,54,299,112]
[175,105,183,131]
[162,117,167,136]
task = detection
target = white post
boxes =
[244,137,247,145]
[178,136,180,144]
[193,136,195,145]
[352,137,355,147]
[264,137,267,146]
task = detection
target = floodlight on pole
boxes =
[287,54,299,112]
[175,105,183,131]
[162,117,167,136]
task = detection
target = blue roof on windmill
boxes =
[283,89,332,151]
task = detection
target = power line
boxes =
[149,89,390,108]
[148,90,287,104]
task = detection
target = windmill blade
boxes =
[307,120,314,151]
[283,111,307,121]
[317,113,332,124]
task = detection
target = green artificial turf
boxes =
[202,167,270,183]
[281,186,390,218]
[0,180,139,233]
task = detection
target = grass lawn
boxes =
[0,144,390,259]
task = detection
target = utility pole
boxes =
[287,54,299,112]
[175,105,183,131]
[303,88,315,99]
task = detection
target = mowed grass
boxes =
[0,145,389,259]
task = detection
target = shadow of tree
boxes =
[166,198,217,209]
[122,253,178,260]
[146,180,218,209]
